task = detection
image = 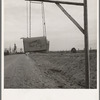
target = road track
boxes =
[4,54,57,88]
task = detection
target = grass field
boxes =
[29,51,97,88]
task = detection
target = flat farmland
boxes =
[4,51,97,88]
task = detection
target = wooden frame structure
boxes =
[25,0,90,88]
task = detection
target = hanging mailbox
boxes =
[23,36,49,53]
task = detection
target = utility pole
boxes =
[84,0,90,88]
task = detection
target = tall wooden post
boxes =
[84,0,90,88]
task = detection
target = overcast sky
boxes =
[4,0,97,51]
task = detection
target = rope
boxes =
[41,2,47,37]
[26,1,46,38]
[29,1,31,38]
[26,1,28,38]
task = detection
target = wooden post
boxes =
[84,0,90,88]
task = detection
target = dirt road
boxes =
[4,54,65,88]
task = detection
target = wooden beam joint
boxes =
[56,3,84,34]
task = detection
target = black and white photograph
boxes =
[4,0,98,90]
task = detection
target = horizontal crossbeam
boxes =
[25,0,84,6]
[56,3,84,34]
[31,1,42,4]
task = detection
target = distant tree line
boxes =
[4,44,23,56]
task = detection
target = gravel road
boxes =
[4,54,63,88]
